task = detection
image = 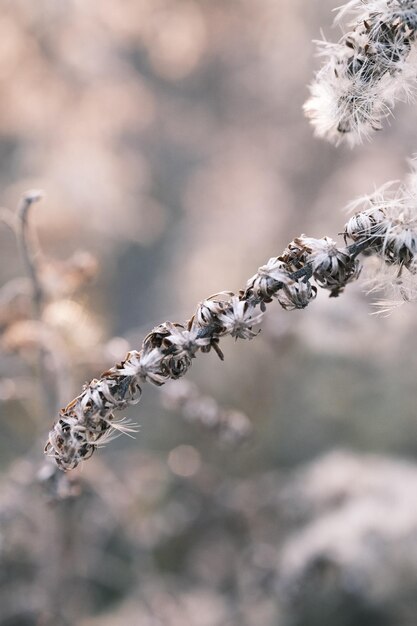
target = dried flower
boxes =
[295,235,361,296]
[344,162,417,307]
[216,296,263,340]
[246,258,293,303]
[277,279,318,311]
[46,162,417,470]
[345,180,417,263]
[305,0,417,145]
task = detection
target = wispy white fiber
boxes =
[305,1,417,145]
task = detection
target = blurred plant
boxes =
[276,450,417,626]
[161,379,253,445]
[0,191,100,422]
[305,0,417,145]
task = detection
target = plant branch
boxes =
[45,217,381,471]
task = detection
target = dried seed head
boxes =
[277,279,318,311]
[51,166,417,471]
[191,292,234,330]
[346,178,417,268]
[346,165,417,307]
[246,258,293,302]
[124,348,168,386]
[295,235,362,296]
[45,373,141,470]
[344,206,388,245]
[304,0,417,145]
[279,239,310,271]
[216,296,264,340]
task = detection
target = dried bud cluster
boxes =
[345,171,417,304]
[46,226,367,470]
[304,0,417,145]
[45,165,417,470]
[292,236,361,297]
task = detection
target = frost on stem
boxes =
[46,165,417,470]
[304,0,417,145]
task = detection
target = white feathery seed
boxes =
[305,0,417,145]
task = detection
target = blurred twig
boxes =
[17,190,44,318]
[16,190,59,416]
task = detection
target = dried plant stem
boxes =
[45,213,380,471]
[16,190,59,416]
[46,155,417,472]
[17,191,44,318]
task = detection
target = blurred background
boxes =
[1,0,417,624]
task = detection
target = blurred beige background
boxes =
[1,1,417,625]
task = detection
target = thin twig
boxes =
[16,190,59,416]
[17,190,44,318]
